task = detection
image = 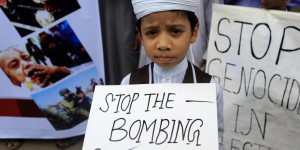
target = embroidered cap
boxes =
[132,0,199,20]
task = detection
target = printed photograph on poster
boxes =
[0,0,105,139]
[0,19,103,130]
[31,65,100,130]
[0,0,80,37]
[0,20,93,92]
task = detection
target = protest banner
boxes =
[206,4,300,150]
[0,0,105,138]
[83,84,219,150]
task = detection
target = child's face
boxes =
[261,0,290,10]
[139,11,198,69]
[0,48,34,86]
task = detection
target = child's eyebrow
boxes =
[142,24,186,30]
[142,25,158,30]
[166,24,185,28]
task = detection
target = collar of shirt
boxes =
[153,57,188,83]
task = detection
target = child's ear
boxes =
[190,23,199,44]
[134,27,142,50]
[136,27,143,43]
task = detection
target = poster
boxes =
[0,0,105,139]
[83,84,219,150]
[206,4,300,150]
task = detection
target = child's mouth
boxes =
[157,56,174,62]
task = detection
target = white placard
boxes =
[83,84,218,150]
[207,4,300,150]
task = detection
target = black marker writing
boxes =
[109,118,203,146]
[99,93,139,114]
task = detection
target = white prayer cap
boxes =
[132,0,199,20]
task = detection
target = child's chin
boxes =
[157,63,176,69]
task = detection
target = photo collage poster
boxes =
[0,0,105,138]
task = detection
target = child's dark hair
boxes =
[136,10,198,35]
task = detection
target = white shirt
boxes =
[121,58,224,149]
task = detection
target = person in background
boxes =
[224,0,260,7]
[89,78,98,91]
[25,38,48,66]
[260,0,291,10]
[188,0,223,70]
[55,88,83,149]
[122,0,224,149]
[39,32,76,68]
[225,0,292,10]
[99,78,105,85]
[75,89,91,117]
[58,88,76,113]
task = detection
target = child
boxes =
[121,0,224,149]
[137,0,224,70]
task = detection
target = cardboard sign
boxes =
[207,4,300,150]
[83,84,218,150]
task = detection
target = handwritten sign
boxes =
[83,84,218,150]
[207,4,300,150]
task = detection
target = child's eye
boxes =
[170,28,183,35]
[144,30,157,37]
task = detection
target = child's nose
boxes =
[156,33,171,51]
